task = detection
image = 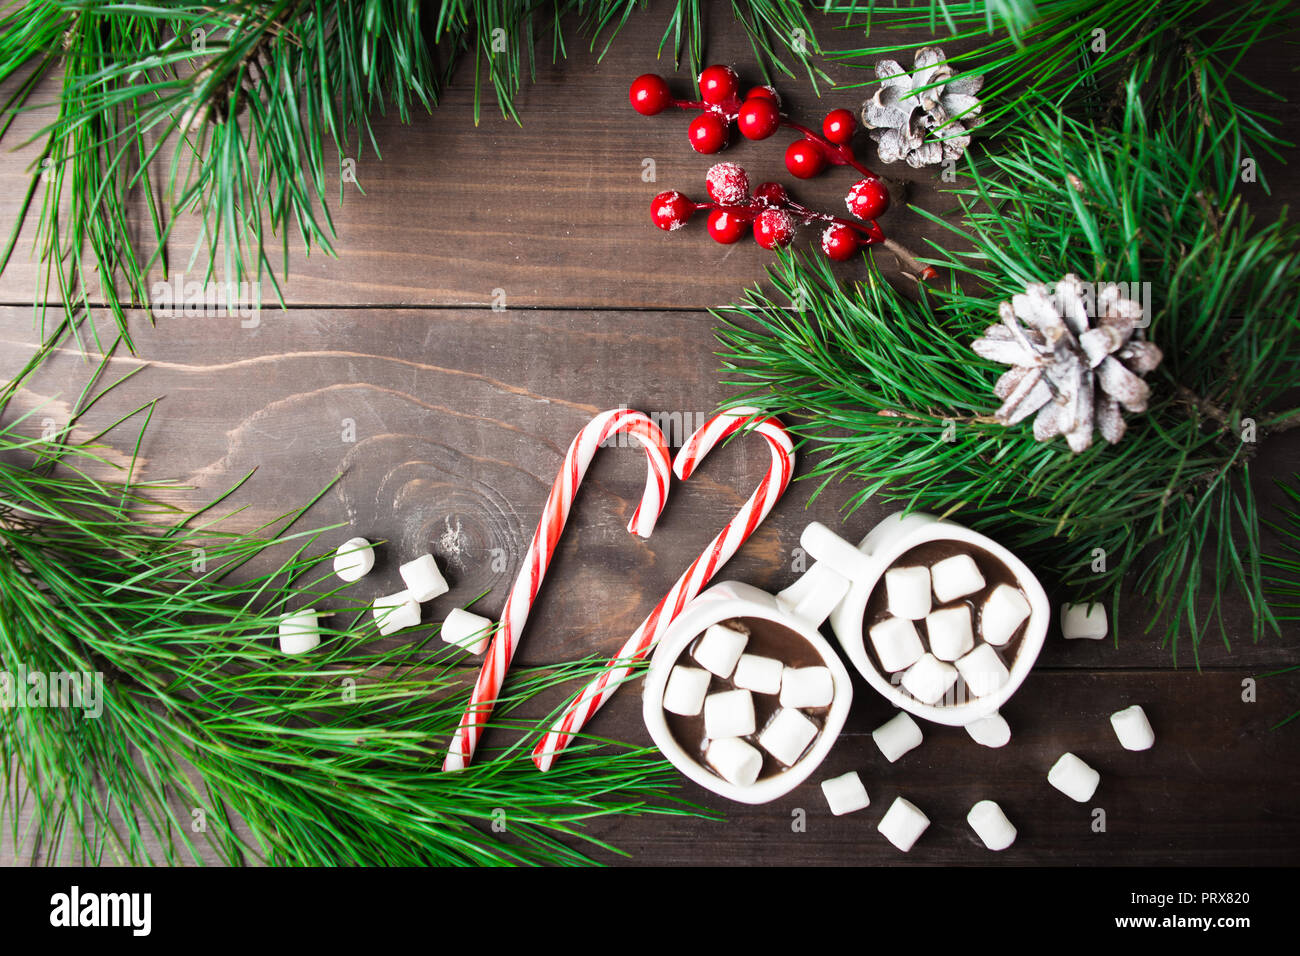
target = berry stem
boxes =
[881,238,940,282]
[782,119,877,180]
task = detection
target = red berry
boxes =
[706,162,750,204]
[845,177,890,220]
[707,208,749,244]
[745,85,781,107]
[698,65,740,105]
[784,138,827,178]
[753,208,796,249]
[651,190,694,231]
[688,112,729,153]
[822,108,857,146]
[821,224,860,261]
[737,96,781,140]
[629,74,672,116]
[753,181,788,206]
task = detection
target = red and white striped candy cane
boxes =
[531,407,794,771]
[443,408,671,771]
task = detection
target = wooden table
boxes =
[2,3,1298,866]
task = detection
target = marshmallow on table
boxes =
[1061,601,1107,640]
[278,609,321,655]
[901,653,959,705]
[372,590,421,636]
[333,537,375,583]
[885,566,931,620]
[779,666,834,709]
[706,737,763,788]
[704,689,755,739]
[877,796,930,852]
[399,553,450,603]
[1048,752,1100,802]
[440,607,493,655]
[967,800,1017,851]
[693,623,749,678]
[965,711,1011,748]
[663,665,712,717]
[1110,704,1155,751]
[925,605,974,661]
[955,643,1010,698]
[982,584,1031,646]
[821,771,870,816]
[931,553,986,603]
[869,616,925,673]
[872,711,923,763]
[733,654,783,695]
[758,708,819,766]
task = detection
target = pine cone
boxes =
[971,276,1163,452]
[860,46,984,168]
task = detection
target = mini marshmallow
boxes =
[692,623,749,678]
[1048,752,1101,802]
[965,711,1011,748]
[877,796,930,852]
[981,584,1031,646]
[779,666,834,709]
[333,537,375,583]
[869,616,925,673]
[872,711,923,763]
[885,566,931,620]
[733,654,783,695]
[663,665,712,717]
[372,590,421,636]
[278,608,321,655]
[925,605,974,661]
[1061,601,1107,640]
[821,771,870,816]
[1110,704,1155,751]
[967,800,1017,851]
[399,553,450,603]
[954,643,1010,698]
[704,689,756,739]
[758,708,819,766]
[706,737,763,788]
[440,607,493,655]
[931,553,986,603]
[901,653,959,705]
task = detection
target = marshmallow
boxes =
[399,553,450,603]
[440,607,493,654]
[1110,704,1155,751]
[758,708,819,766]
[821,771,870,816]
[885,566,931,620]
[931,553,986,603]
[967,800,1017,851]
[662,665,712,717]
[901,653,959,705]
[872,711,923,763]
[372,590,421,636]
[1048,752,1100,802]
[706,737,763,788]
[955,643,1010,698]
[693,623,749,678]
[981,584,1031,646]
[704,689,755,739]
[877,796,930,852]
[779,666,834,709]
[1061,601,1107,640]
[733,654,783,695]
[925,605,975,661]
[333,537,375,583]
[965,711,1011,748]
[869,616,925,673]
[278,608,321,654]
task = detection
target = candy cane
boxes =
[532,407,795,771]
[443,408,672,771]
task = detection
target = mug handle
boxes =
[774,521,879,628]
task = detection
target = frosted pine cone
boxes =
[972,276,1163,452]
[861,46,984,168]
